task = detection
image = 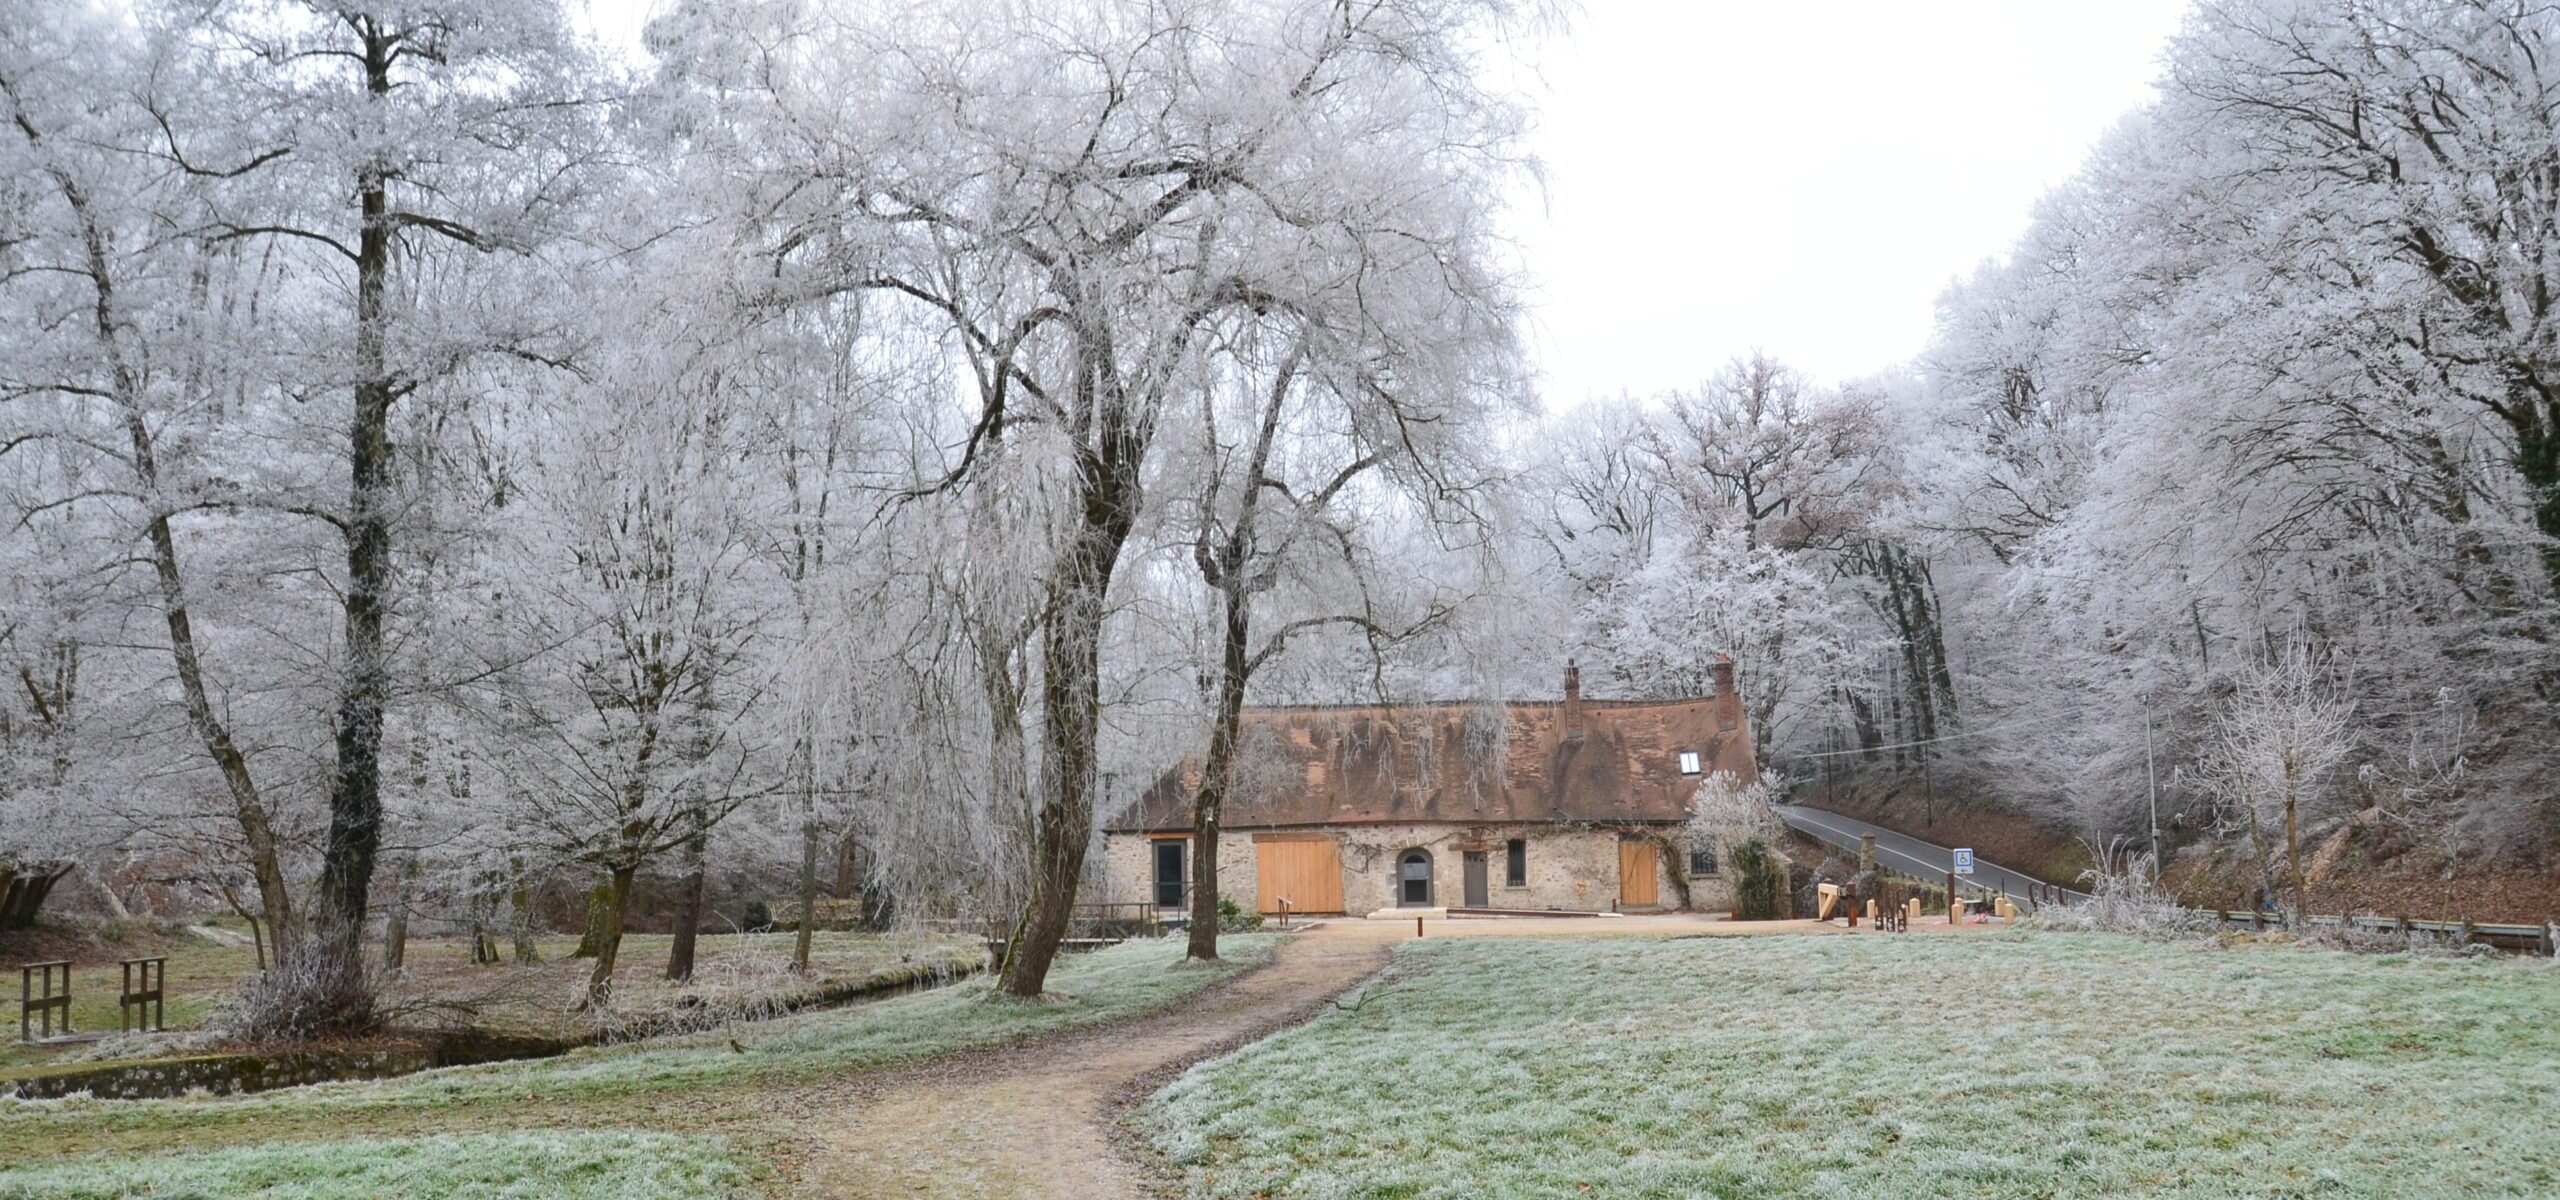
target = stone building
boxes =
[1100,661,1757,916]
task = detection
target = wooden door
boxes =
[1619,839,1660,908]
[1463,852,1489,908]
[1153,840,1187,910]
[1255,837,1344,914]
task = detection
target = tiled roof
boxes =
[1107,687,1754,832]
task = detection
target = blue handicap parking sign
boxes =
[1952,848,1975,876]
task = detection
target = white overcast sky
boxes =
[578,1,2193,408]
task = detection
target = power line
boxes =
[1789,711,2076,760]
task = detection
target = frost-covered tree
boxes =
[666,0,1543,996]
[1908,0,2560,862]
[2197,642,2357,919]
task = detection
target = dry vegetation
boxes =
[0,921,975,1079]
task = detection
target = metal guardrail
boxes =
[1855,859,2558,954]
[2197,909,2558,954]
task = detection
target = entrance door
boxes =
[1153,840,1187,909]
[1397,850,1433,906]
[1255,838,1344,914]
[1618,839,1660,908]
[1463,852,1489,908]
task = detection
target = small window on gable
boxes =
[1678,750,1703,775]
[1505,838,1527,887]
[1689,840,1719,877]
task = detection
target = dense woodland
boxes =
[3,0,2557,1025]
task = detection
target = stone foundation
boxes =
[1098,823,1739,916]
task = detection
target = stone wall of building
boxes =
[1097,822,1742,916]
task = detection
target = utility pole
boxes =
[2143,700,2162,880]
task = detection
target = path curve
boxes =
[794,922,1398,1199]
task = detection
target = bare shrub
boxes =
[212,940,376,1043]
[588,930,803,1043]
[2025,841,2212,940]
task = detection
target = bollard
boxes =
[1906,897,1921,928]
[1415,916,1424,939]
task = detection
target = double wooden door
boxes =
[1255,837,1344,914]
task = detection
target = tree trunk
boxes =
[469,875,500,965]
[1186,582,1253,962]
[586,863,638,1009]
[666,818,708,982]
[307,27,403,1013]
[508,857,541,964]
[215,880,267,971]
[24,108,297,949]
[795,816,820,973]
[975,634,1033,924]
[381,853,417,970]
[572,879,612,958]
[2284,779,2307,922]
[1183,347,1297,962]
[997,439,1138,997]
[830,831,861,901]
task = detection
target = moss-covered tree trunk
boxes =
[585,863,638,1009]
[571,879,612,958]
[508,858,541,965]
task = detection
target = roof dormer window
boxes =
[1678,750,1702,775]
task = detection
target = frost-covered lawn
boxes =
[0,1131,749,1199]
[1148,932,2560,1199]
[0,934,1271,1168]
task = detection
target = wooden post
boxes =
[1414,916,1424,939]
[120,957,166,1034]
[1946,870,1959,925]
[18,961,71,1042]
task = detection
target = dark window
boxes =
[1678,750,1703,775]
[1689,840,1719,877]
[1153,840,1187,908]
[1398,850,1433,906]
[1505,838,1527,887]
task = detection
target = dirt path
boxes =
[790,922,1398,1199]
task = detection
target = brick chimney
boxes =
[1563,660,1584,740]
[1720,649,1740,736]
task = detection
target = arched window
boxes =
[1398,849,1434,907]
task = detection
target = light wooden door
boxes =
[1618,839,1660,908]
[1255,838,1344,914]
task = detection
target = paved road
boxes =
[1774,804,2087,911]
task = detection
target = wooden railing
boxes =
[18,960,69,1042]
